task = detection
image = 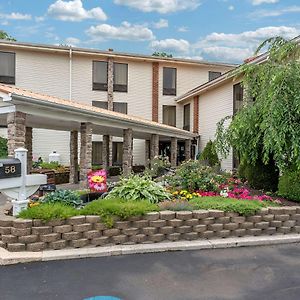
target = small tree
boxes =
[0,30,16,41]
[215,37,300,172]
[199,140,219,167]
[0,137,8,158]
[152,51,173,58]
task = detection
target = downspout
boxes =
[69,47,72,100]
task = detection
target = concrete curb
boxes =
[1,234,300,265]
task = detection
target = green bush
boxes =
[107,174,170,203]
[167,160,229,192]
[40,161,61,170]
[240,158,279,192]
[190,197,278,216]
[42,190,83,208]
[0,136,7,158]
[82,198,159,226]
[278,170,300,202]
[199,140,219,167]
[146,155,171,177]
[18,203,78,221]
[158,199,194,211]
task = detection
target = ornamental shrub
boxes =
[278,170,300,202]
[199,140,219,167]
[240,158,279,192]
[107,174,171,203]
[42,190,83,208]
[0,136,7,158]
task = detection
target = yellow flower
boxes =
[91,175,104,183]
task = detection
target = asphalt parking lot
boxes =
[1,243,300,300]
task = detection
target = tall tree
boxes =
[0,30,16,41]
[152,51,173,58]
[215,37,300,171]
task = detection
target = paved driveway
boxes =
[1,243,300,300]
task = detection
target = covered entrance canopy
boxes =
[0,84,196,186]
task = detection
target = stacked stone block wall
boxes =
[1,207,300,252]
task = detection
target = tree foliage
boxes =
[0,30,16,41]
[215,37,300,171]
[152,51,173,58]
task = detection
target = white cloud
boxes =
[194,26,300,62]
[252,5,300,18]
[35,16,45,22]
[153,19,168,29]
[251,0,279,5]
[228,5,235,11]
[113,0,200,14]
[48,0,107,22]
[150,38,190,54]
[178,26,188,32]
[0,12,32,20]
[86,21,155,41]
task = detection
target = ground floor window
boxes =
[113,142,123,166]
[92,142,102,165]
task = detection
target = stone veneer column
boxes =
[80,123,92,188]
[122,128,133,176]
[25,127,33,173]
[184,139,192,161]
[150,134,159,163]
[193,95,199,134]
[171,137,178,167]
[7,111,26,156]
[102,135,110,169]
[145,140,150,168]
[152,62,159,122]
[69,130,79,184]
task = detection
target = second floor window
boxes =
[163,67,176,96]
[114,63,128,92]
[209,71,221,81]
[92,101,128,114]
[233,83,244,114]
[163,105,176,127]
[93,61,108,91]
[0,51,15,84]
[183,103,191,131]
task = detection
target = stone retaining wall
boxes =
[1,207,300,252]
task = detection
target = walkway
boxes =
[1,243,300,300]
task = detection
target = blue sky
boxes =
[0,0,300,63]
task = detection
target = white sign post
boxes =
[0,148,47,216]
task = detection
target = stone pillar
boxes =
[171,137,178,167]
[193,96,199,134]
[152,62,159,122]
[107,57,114,110]
[69,130,79,184]
[7,111,26,156]
[122,128,133,176]
[80,123,92,188]
[145,140,150,168]
[150,134,159,162]
[102,135,111,169]
[184,139,192,161]
[25,127,33,173]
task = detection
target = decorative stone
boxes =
[247,216,262,223]
[233,229,246,237]
[292,226,300,233]
[133,220,149,228]
[40,233,60,243]
[32,226,52,235]
[277,227,291,234]
[122,228,139,236]
[269,207,284,215]
[159,211,176,220]
[240,222,254,229]
[2,235,18,244]
[231,216,246,223]
[176,225,191,234]
[103,228,120,237]
[0,219,13,227]
[111,235,128,244]
[83,230,100,239]
[283,220,296,227]
[27,242,46,252]
[33,219,44,226]
[0,227,11,235]
[215,217,230,224]
[7,243,26,252]
[148,233,165,242]
[274,215,290,221]
[255,222,269,229]
[18,235,38,244]
[45,219,65,226]
[217,230,231,238]
[270,220,282,227]
[209,210,224,218]
[94,223,108,231]
[193,225,207,233]
[159,226,174,234]
[145,212,159,221]
[200,231,214,239]
[258,208,269,216]
[49,240,67,250]
[142,227,158,235]
[262,214,274,222]
[73,223,93,232]
[114,221,131,229]
[263,227,276,235]
[208,224,223,231]
[247,228,262,236]
[193,210,209,219]
[67,216,86,225]
[13,219,32,228]
[224,223,239,230]
[167,233,181,241]
[129,234,147,243]
[62,231,82,241]
[184,219,199,226]
[199,218,215,225]
[11,227,31,237]
[70,238,89,248]
[167,219,183,227]
[176,211,193,220]
[183,232,198,240]
[225,212,239,217]
[91,236,110,246]
[149,220,166,227]
[53,225,72,233]
[85,215,101,223]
